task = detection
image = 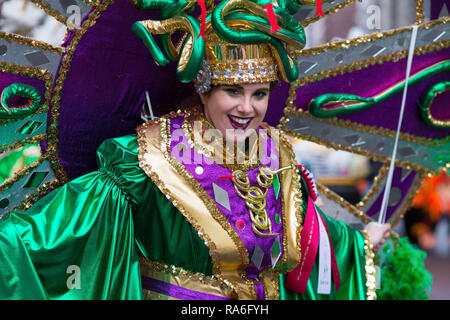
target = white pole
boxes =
[378,25,419,225]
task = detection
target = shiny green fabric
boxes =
[279,206,368,300]
[418,80,450,129]
[0,83,42,119]
[0,134,368,299]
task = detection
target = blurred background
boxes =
[0,0,448,299]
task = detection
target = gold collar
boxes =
[182,106,263,171]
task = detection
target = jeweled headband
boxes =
[131,0,312,92]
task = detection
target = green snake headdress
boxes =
[131,0,315,92]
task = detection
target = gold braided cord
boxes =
[232,167,279,237]
[231,164,299,237]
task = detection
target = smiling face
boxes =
[199,82,271,143]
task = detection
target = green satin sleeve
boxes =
[0,173,142,299]
[0,134,212,299]
[117,138,213,275]
[279,196,369,300]
[0,136,151,299]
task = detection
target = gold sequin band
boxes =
[361,230,377,300]
[203,30,279,86]
[139,258,238,300]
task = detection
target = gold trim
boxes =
[137,110,304,299]
[82,0,100,6]
[0,134,47,154]
[281,122,448,176]
[0,155,45,194]
[259,268,281,300]
[422,87,450,128]
[29,0,70,26]
[0,32,64,55]
[296,17,448,58]
[361,230,377,300]
[284,105,448,147]
[161,115,250,276]
[389,172,426,227]
[317,182,371,224]
[279,79,449,175]
[46,0,115,187]
[277,129,303,271]
[415,0,425,25]
[356,163,389,210]
[14,178,60,212]
[139,258,239,300]
[294,37,449,89]
[182,107,261,171]
[136,115,256,299]
[295,145,430,228]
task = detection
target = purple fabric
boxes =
[53,0,291,180]
[169,115,284,278]
[248,276,266,300]
[366,167,417,221]
[53,0,195,180]
[0,73,46,101]
[264,81,290,127]
[141,276,231,300]
[431,0,450,20]
[294,48,450,140]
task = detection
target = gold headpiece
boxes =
[194,24,279,92]
[132,0,308,93]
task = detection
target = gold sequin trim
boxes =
[136,115,255,298]
[0,134,47,153]
[160,114,250,277]
[0,155,45,194]
[45,0,114,188]
[316,166,426,228]
[282,121,447,176]
[139,257,239,300]
[295,17,448,58]
[283,104,448,148]
[15,179,60,212]
[0,31,64,55]
[361,230,377,300]
[415,0,425,25]
[29,0,71,26]
[259,268,281,300]
[277,129,304,267]
[389,172,426,227]
[317,182,371,224]
[355,163,389,212]
[137,110,305,299]
[280,82,448,176]
[136,116,222,272]
[182,107,262,171]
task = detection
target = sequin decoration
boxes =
[270,236,282,268]
[212,182,231,211]
[235,218,245,231]
[251,244,264,269]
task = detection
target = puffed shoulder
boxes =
[96,134,140,168]
[95,134,155,207]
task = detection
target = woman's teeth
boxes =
[229,115,251,127]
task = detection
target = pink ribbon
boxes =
[196,0,206,39]
[315,0,325,17]
[265,3,282,34]
[285,196,340,294]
